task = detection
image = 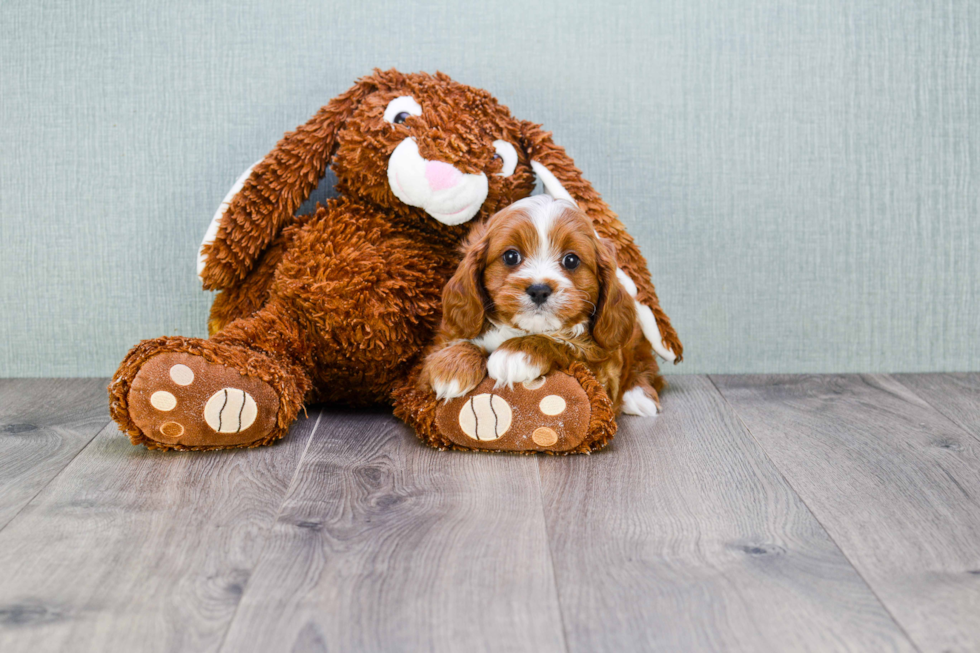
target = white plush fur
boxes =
[198,161,260,279]
[387,137,489,225]
[621,386,660,416]
[635,301,676,362]
[616,268,638,297]
[492,140,518,176]
[531,160,576,204]
[383,96,422,123]
[487,349,543,388]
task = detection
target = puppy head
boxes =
[442,196,635,347]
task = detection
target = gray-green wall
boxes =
[2,0,977,376]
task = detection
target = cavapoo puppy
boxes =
[421,195,663,416]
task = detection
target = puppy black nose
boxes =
[526,283,553,306]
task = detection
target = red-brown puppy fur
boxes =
[422,196,663,416]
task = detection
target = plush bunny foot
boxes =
[110,337,307,450]
[394,362,617,454]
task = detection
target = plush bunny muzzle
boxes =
[386,137,489,225]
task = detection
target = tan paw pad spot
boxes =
[204,388,258,433]
[522,377,546,390]
[539,395,566,416]
[150,391,177,412]
[458,393,512,441]
[160,422,184,438]
[169,364,195,386]
[532,427,558,447]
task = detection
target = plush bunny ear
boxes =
[198,77,376,290]
[519,121,684,363]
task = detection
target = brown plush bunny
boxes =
[109,69,682,452]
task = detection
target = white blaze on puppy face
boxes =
[503,196,578,334]
[521,198,573,290]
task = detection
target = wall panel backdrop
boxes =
[1,0,977,376]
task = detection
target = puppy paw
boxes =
[487,350,544,389]
[422,343,487,401]
[621,386,660,417]
[430,374,479,401]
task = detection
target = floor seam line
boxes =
[214,408,323,653]
[535,456,572,653]
[706,375,925,653]
[891,373,980,446]
[0,417,112,537]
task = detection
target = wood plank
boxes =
[539,375,914,653]
[219,410,566,653]
[0,410,319,653]
[895,373,980,439]
[0,379,111,529]
[713,374,980,653]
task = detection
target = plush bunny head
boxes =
[200,70,593,288]
[330,69,536,226]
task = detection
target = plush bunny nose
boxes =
[424,160,462,191]
[526,283,553,306]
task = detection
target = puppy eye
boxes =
[561,253,581,270]
[502,249,522,266]
[384,96,422,125]
[492,140,518,177]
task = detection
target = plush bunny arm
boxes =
[522,123,683,362]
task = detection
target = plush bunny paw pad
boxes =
[435,372,592,452]
[127,352,279,448]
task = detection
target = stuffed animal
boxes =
[109,69,682,453]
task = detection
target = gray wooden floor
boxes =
[1,375,979,653]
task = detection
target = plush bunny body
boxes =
[109,69,682,452]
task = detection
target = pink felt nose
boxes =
[425,160,462,191]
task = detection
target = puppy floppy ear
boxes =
[519,120,683,362]
[592,238,636,350]
[199,75,378,290]
[441,225,490,340]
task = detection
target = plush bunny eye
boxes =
[492,140,518,177]
[502,249,522,266]
[384,96,422,125]
[561,253,581,270]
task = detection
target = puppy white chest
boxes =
[469,324,527,353]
